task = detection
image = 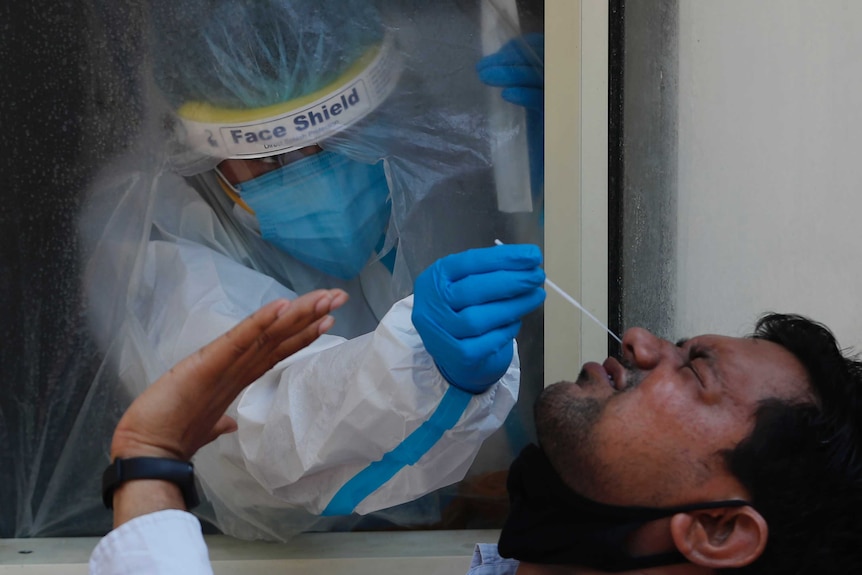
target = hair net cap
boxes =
[151,0,402,171]
[177,35,402,160]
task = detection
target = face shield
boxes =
[148,0,389,168]
[169,32,403,175]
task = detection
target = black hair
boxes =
[723,313,862,574]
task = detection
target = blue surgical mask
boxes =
[237,150,392,280]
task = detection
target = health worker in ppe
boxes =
[82,1,546,540]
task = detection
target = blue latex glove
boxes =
[476,32,544,113]
[476,33,545,203]
[412,244,546,394]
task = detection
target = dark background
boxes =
[1,0,146,536]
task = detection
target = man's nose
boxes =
[621,327,667,369]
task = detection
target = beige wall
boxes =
[675,0,862,346]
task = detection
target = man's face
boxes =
[536,327,812,507]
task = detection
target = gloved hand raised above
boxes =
[412,244,546,394]
[477,33,545,199]
[476,32,544,113]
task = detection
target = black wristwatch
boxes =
[102,457,200,510]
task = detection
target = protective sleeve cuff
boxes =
[434,360,497,394]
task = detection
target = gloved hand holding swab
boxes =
[494,240,622,343]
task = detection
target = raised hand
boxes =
[110,289,348,462]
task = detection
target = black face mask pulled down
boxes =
[498,444,750,572]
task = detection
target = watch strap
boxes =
[102,457,200,510]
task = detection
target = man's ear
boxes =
[669,506,768,569]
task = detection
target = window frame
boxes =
[0,0,610,571]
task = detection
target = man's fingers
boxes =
[163,290,346,413]
[221,290,347,389]
[111,293,347,462]
[266,289,345,343]
[190,298,295,382]
[219,289,345,367]
[274,289,336,332]
[206,288,343,367]
[268,315,336,366]
[328,289,349,311]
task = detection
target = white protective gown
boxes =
[83,161,520,540]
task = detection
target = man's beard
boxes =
[534,379,604,494]
[534,365,643,495]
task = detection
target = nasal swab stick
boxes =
[494,239,622,343]
[544,278,623,344]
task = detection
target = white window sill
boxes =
[0,529,499,574]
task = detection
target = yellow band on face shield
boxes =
[179,44,381,124]
[175,33,403,160]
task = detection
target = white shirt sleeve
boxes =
[89,510,212,575]
[466,544,521,575]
